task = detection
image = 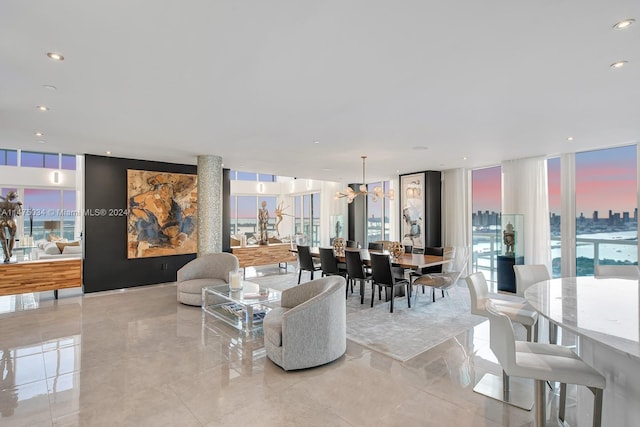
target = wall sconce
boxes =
[52,171,60,184]
[257,182,265,193]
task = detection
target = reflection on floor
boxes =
[0,266,577,426]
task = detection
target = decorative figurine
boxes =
[0,192,22,263]
[258,201,269,245]
[503,221,515,256]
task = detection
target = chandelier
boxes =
[335,155,394,204]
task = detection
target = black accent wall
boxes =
[83,155,197,293]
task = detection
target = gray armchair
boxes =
[263,276,347,371]
[176,253,239,306]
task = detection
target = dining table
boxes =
[524,276,640,426]
[291,246,449,270]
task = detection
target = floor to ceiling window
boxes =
[471,166,502,284]
[548,157,561,277]
[365,181,391,244]
[575,145,638,275]
[292,193,320,246]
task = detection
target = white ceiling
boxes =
[1,1,638,183]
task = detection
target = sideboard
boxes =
[0,258,82,298]
[230,243,296,274]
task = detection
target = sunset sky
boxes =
[473,145,637,217]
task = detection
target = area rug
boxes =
[250,271,486,363]
[344,284,485,362]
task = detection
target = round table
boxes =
[525,276,640,426]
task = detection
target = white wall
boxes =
[230,177,348,246]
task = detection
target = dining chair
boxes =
[466,271,540,410]
[368,242,384,251]
[413,247,469,303]
[345,250,373,303]
[409,246,441,287]
[370,253,411,313]
[319,247,347,277]
[296,245,322,284]
[346,240,359,248]
[466,272,538,341]
[485,300,605,427]
[513,264,559,344]
[594,264,640,279]
[403,244,413,254]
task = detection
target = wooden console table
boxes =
[0,258,82,298]
[231,244,296,274]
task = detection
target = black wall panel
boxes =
[83,155,197,293]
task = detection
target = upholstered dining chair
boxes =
[319,247,348,289]
[466,272,538,342]
[368,242,384,251]
[594,264,640,279]
[413,247,469,303]
[345,240,359,248]
[409,247,444,286]
[345,250,373,303]
[296,245,321,284]
[485,300,605,427]
[513,264,558,343]
[370,252,411,313]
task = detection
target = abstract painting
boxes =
[400,172,425,248]
[127,169,197,259]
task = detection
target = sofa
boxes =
[263,276,347,371]
[176,252,239,306]
[33,240,83,260]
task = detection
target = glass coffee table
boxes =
[201,281,281,333]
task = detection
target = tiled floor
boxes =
[0,267,574,426]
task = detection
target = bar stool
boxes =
[485,300,605,427]
[466,272,539,409]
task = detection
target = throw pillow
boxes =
[62,245,82,255]
[56,241,80,253]
[44,242,61,255]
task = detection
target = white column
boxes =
[197,155,222,256]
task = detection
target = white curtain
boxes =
[502,157,551,268]
[442,168,472,273]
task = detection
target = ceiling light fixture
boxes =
[34,132,44,137]
[335,155,394,203]
[105,151,112,155]
[613,19,635,29]
[610,60,628,69]
[46,52,64,61]
[37,140,46,144]
[567,136,574,141]
[36,105,49,111]
[43,84,57,91]
[313,141,320,144]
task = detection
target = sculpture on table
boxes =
[0,192,22,263]
[258,201,270,245]
[503,222,515,256]
[333,237,345,255]
[390,241,404,259]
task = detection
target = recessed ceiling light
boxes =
[37,140,46,144]
[613,19,635,30]
[106,151,112,155]
[396,169,400,173]
[567,136,574,141]
[462,156,468,160]
[46,52,64,61]
[412,146,429,151]
[36,105,49,111]
[313,141,320,144]
[610,60,628,69]
[43,84,57,91]
[34,132,44,137]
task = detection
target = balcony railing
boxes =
[472,232,638,281]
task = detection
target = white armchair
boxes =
[263,276,347,371]
[176,253,239,306]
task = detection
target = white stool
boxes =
[485,300,605,427]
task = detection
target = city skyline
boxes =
[472,145,637,215]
